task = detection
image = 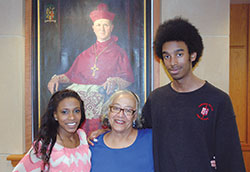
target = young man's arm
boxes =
[215,95,246,171]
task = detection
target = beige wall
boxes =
[0,0,230,171]
[158,0,230,93]
[0,0,25,171]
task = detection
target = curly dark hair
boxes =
[32,89,85,170]
[154,17,204,68]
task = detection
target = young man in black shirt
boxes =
[142,17,245,172]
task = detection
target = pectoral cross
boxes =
[91,64,99,76]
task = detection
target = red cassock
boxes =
[65,36,134,84]
[64,36,134,135]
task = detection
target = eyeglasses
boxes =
[109,106,136,116]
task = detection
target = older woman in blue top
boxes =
[90,90,154,172]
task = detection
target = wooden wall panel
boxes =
[230,4,250,170]
[243,152,250,172]
[248,2,250,154]
[247,4,250,151]
[230,5,247,46]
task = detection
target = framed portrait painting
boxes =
[32,0,154,137]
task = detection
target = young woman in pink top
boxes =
[13,89,91,172]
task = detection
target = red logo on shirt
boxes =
[196,103,213,120]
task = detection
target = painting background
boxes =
[36,0,151,136]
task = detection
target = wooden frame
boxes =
[24,0,160,150]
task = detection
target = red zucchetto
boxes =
[89,3,115,22]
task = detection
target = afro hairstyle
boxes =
[154,17,204,68]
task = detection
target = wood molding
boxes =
[25,0,32,151]
[153,0,161,89]
[242,144,250,152]
[247,4,250,154]
[6,154,25,167]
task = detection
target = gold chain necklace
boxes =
[91,41,113,76]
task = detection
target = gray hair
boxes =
[101,90,142,129]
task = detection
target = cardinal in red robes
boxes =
[48,3,134,135]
